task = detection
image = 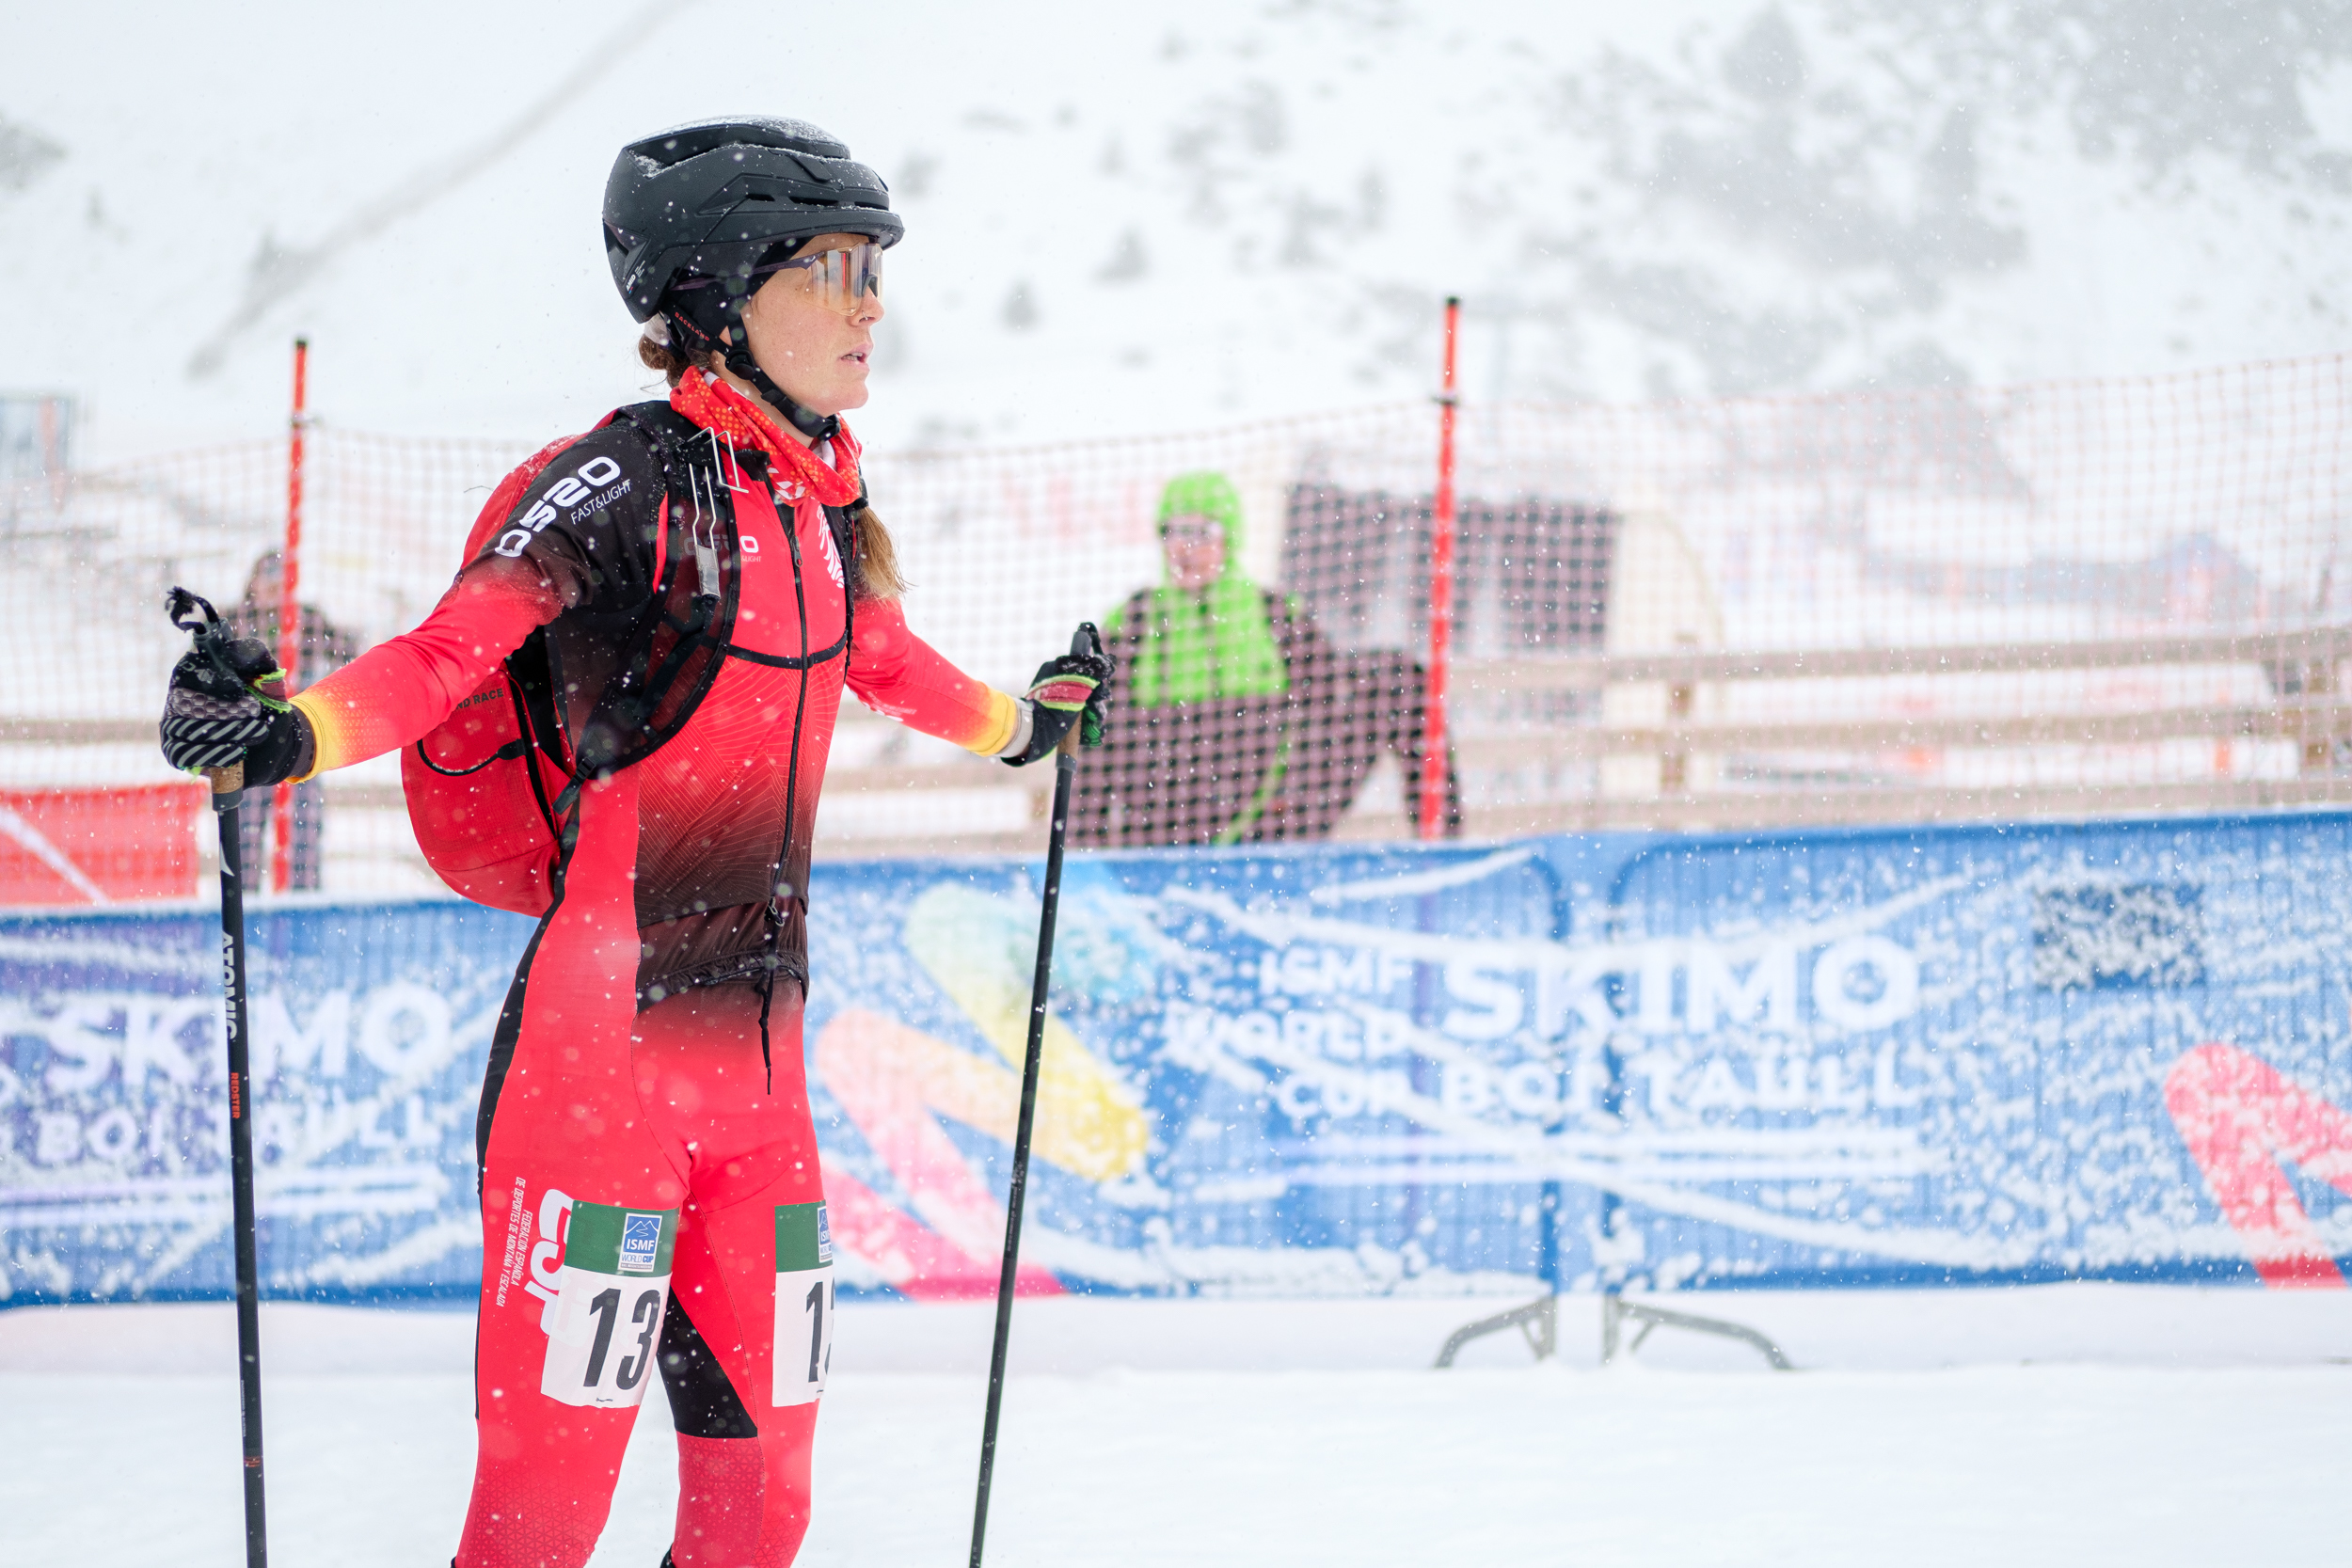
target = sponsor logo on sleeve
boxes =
[494,453,629,558]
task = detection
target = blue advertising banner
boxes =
[0,897,527,1305]
[6,814,2351,1307]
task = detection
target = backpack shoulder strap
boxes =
[822,489,863,599]
[606,401,707,511]
[823,496,859,567]
[821,491,863,669]
[610,399,701,448]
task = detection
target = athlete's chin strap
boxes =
[661,305,840,445]
[723,340,840,445]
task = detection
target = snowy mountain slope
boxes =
[0,0,2346,461]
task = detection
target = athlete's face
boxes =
[730,230,884,437]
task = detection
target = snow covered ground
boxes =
[6,1288,2346,1566]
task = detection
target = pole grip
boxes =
[1057,619,1102,759]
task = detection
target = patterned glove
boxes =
[1000,624,1115,768]
[159,593,311,786]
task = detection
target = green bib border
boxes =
[563,1200,679,1277]
[776,1199,834,1273]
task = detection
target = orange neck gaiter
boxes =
[670,365,864,508]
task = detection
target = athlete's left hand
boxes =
[1001,624,1114,767]
[159,589,310,786]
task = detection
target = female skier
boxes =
[159,116,1110,1568]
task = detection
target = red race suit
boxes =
[290,370,1018,1568]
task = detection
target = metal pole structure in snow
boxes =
[1418,296,1461,840]
[967,626,1099,1568]
[168,589,271,1568]
[272,337,308,896]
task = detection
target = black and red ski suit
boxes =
[287,376,1018,1567]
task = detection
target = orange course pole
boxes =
[1418,297,1461,841]
[273,338,308,895]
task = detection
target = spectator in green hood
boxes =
[1073,470,1457,847]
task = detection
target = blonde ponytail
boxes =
[849,500,904,600]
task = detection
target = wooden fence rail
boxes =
[10,626,2349,862]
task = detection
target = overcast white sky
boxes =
[4,0,2348,460]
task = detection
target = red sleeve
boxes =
[290,560,564,775]
[845,595,1018,753]
[287,423,661,776]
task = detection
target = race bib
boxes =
[539,1200,678,1409]
[772,1200,834,1406]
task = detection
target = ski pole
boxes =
[168,589,271,1568]
[968,626,1099,1568]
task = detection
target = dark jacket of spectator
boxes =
[1071,472,1457,847]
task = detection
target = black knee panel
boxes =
[658,1291,759,1439]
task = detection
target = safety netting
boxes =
[2,353,2346,897]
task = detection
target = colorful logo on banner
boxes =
[802,824,2352,1296]
[4,818,2351,1307]
[2164,1044,2352,1288]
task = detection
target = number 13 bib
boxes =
[774,1200,834,1406]
[540,1201,679,1408]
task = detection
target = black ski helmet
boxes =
[604,116,902,437]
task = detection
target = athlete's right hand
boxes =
[159,630,310,785]
[999,624,1114,767]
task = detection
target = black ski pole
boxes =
[968,626,1098,1568]
[169,589,271,1568]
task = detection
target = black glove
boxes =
[1001,623,1115,768]
[159,590,312,786]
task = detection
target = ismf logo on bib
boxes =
[539,1199,679,1409]
[773,1200,834,1406]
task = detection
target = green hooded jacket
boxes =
[1105,471,1292,708]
